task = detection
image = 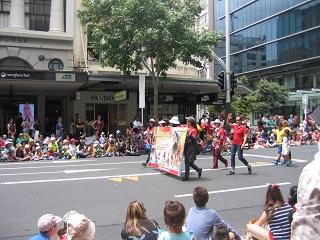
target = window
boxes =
[48,59,63,70]
[25,0,51,31]
[87,24,101,62]
[197,13,207,26]
[0,0,10,28]
[0,57,33,70]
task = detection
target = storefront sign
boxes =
[0,36,28,43]
[90,95,114,101]
[196,93,218,104]
[0,70,44,80]
[114,90,128,102]
[56,73,75,82]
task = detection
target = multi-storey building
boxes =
[213,0,320,120]
[0,0,226,135]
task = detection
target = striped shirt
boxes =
[268,203,293,239]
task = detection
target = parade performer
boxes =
[211,119,228,169]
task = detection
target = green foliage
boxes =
[249,78,289,115]
[77,0,222,117]
[207,105,225,118]
[240,75,249,85]
[231,94,256,118]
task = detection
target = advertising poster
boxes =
[149,126,188,177]
[19,103,34,129]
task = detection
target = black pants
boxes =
[184,160,200,179]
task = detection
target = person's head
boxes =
[67,212,95,240]
[288,185,298,207]
[211,225,230,240]
[163,200,186,229]
[57,117,62,123]
[37,214,62,238]
[284,129,290,137]
[2,134,7,140]
[186,116,196,128]
[277,123,283,129]
[235,116,242,125]
[265,184,285,207]
[282,120,289,128]
[124,201,148,237]
[25,116,30,121]
[193,186,209,207]
[8,118,14,123]
[213,119,221,128]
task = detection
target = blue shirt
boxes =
[28,233,50,240]
[186,206,240,240]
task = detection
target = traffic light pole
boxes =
[225,0,231,122]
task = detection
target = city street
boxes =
[0,144,317,240]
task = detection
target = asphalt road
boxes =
[0,144,317,240]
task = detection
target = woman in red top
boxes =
[226,113,252,175]
[181,116,202,181]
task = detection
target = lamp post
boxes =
[225,0,231,118]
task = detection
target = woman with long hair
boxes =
[245,184,293,240]
[121,201,160,240]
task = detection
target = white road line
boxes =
[0,161,144,171]
[197,154,309,163]
[1,172,161,185]
[174,182,292,198]
[0,168,117,176]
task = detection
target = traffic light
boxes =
[217,71,225,91]
[230,72,237,96]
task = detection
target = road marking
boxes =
[124,176,139,181]
[108,177,122,182]
[174,182,292,198]
[0,161,145,171]
[0,168,117,176]
[1,172,160,185]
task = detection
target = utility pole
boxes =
[225,0,231,118]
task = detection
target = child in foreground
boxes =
[158,200,196,240]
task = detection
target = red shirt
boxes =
[217,127,227,146]
[188,126,198,137]
[232,124,247,145]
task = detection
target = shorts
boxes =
[277,144,282,154]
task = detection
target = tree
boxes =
[231,94,256,118]
[77,0,221,117]
[249,78,289,115]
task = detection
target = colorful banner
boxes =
[149,126,187,177]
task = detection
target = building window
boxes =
[0,57,33,70]
[48,58,64,70]
[25,0,51,31]
[0,0,10,28]
[87,24,101,62]
[197,13,207,26]
[199,0,206,6]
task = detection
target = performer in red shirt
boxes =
[226,113,252,175]
[211,119,228,169]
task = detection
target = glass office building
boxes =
[214,0,320,118]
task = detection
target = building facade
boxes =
[213,0,320,120]
[0,0,227,136]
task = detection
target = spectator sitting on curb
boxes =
[186,186,240,240]
[28,214,62,240]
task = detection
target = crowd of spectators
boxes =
[1,111,319,163]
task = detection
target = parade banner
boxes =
[149,126,187,176]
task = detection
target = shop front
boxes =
[73,91,138,136]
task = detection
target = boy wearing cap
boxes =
[28,214,62,240]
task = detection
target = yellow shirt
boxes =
[274,127,291,144]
